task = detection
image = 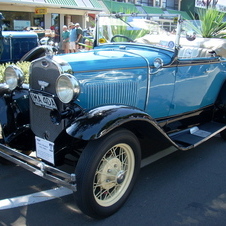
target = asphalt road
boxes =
[1,135,226,226]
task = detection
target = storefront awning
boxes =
[89,0,102,9]
[142,6,164,14]
[166,9,192,20]
[22,0,46,2]
[44,0,102,9]
[102,0,139,13]
[0,0,46,3]
[45,0,77,7]
[1,0,102,9]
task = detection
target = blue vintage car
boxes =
[1,13,226,218]
[0,12,58,63]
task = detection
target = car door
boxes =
[145,66,176,119]
[169,49,223,116]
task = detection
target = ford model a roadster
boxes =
[1,13,226,218]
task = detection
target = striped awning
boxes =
[3,0,102,8]
[102,0,139,13]
[142,6,164,14]
[45,0,77,6]
[89,0,102,9]
[167,9,192,20]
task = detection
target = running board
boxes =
[169,121,226,150]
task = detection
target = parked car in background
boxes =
[0,12,58,63]
[1,13,226,219]
[0,30,39,63]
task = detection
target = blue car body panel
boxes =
[58,45,226,119]
[0,31,38,63]
[59,45,175,115]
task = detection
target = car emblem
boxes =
[38,80,49,91]
[41,60,49,67]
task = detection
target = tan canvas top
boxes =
[136,35,226,58]
[196,38,226,58]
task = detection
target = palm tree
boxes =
[196,8,226,38]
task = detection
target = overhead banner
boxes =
[195,0,226,13]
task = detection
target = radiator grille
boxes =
[84,81,138,109]
[29,58,65,142]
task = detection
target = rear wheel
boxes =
[74,128,141,218]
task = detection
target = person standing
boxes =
[75,23,83,51]
[61,25,69,53]
[68,22,77,53]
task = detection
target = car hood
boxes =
[56,45,174,73]
[2,31,38,39]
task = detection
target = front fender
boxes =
[0,84,10,96]
[0,87,33,150]
[66,105,153,140]
[20,45,58,62]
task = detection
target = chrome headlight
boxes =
[56,74,80,103]
[4,65,24,90]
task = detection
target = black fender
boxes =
[66,105,163,141]
[20,45,58,62]
[0,83,10,96]
[0,85,29,129]
[0,86,34,150]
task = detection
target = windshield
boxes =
[96,14,216,53]
[96,13,181,51]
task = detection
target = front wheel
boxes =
[74,128,141,218]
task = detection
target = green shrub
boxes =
[0,61,31,84]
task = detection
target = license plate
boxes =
[35,136,54,164]
[30,92,57,110]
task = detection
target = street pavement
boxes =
[1,135,226,225]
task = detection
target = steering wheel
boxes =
[111,35,134,43]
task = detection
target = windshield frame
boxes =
[95,13,182,52]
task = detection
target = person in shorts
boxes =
[68,22,77,53]
[75,23,83,51]
[61,25,69,53]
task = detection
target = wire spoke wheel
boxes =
[93,143,135,206]
[74,129,141,218]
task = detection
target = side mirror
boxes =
[186,31,196,41]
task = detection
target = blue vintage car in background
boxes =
[0,12,39,63]
[0,31,38,63]
[1,13,226,218]
[0,12,58,63]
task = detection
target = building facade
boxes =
[117,0,181,10]
[0,0,103,38]
[0,0,194,33]
[3,0,223,41]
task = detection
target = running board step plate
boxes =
[169,121,226,149]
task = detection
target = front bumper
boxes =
[0,143,77,191]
